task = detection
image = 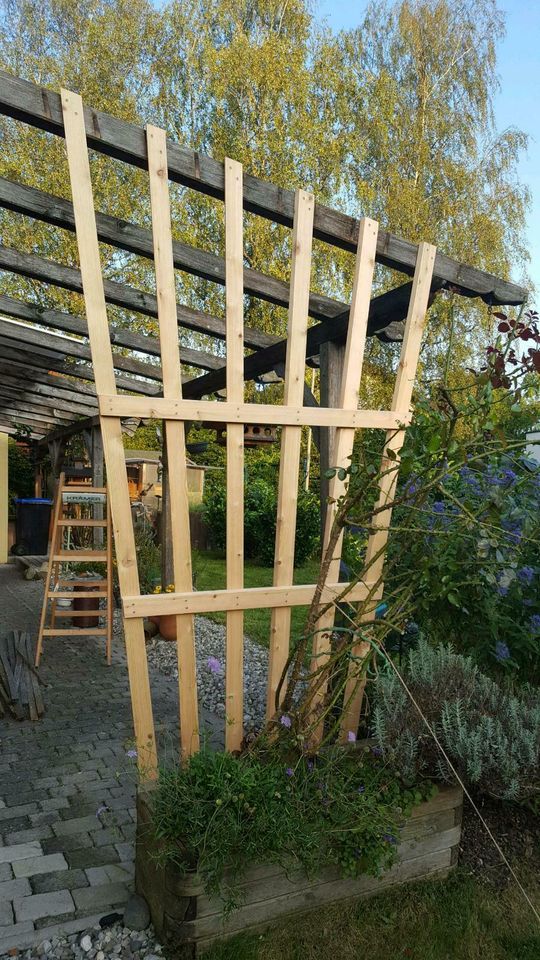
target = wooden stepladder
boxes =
[35,473,113,667]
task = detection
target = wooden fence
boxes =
[60,87,435,779]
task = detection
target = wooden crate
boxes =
[135,785,463,957]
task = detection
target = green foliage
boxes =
[372,638,540,801]
[123,422,161,451]
[149,745,434,913]
[8,440,34,511]
[203,474,319,566]
[133,522,161,594]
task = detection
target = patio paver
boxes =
[0,563,222,952]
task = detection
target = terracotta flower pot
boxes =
[149,614,177,642]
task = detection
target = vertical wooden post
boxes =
[224,158,245,752]
[339,241,436,740]
[61,89,158,778]
[308,219,379,741]
[92,426,104,548]
[0,432,8,565]
[266,190,315,718]
[160,430,174,588]
[146,123,199,757]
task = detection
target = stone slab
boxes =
[0,841,43,864]
[14,890,75,923]
[13,853,68,878]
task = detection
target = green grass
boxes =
[198,869,540,960]
[192,549,320,647]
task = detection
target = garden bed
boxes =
[135,784,463,957]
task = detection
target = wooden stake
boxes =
[146,124,199,758]
[339,241,436,740]
[61,88,157,779]
[266,190,315,718]
[224,158,245,751]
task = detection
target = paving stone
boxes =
[14,888,75,922]
[31,868,89,894]
[92,828,120,848]
[39,797,70,812]
[0,815,32,836]
[115,842,134,862]
[72,881,129,912]
[0,921,35,953]
[0,803,38,822]
[33,777,60,789]
[0,876,32,900]
[0,900,13,927]
[3,824,53,845]
[66,845,121,870]
[0,863,13,882]
[53,816,107,837]
[86,862,134,885]
[13,853,68,878]
[42,833,93,855]
[0,840,43,864]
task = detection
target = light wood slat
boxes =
[35,472,64,667]
[52,552,107,562]
[308,218,379,737]
[266,190,315,717]
[124,579,378,618]
[53,610,107,618]
[57,519,108,527]
[339,241,437,740]
[146,123,199,758]
[99,396,411,430]
[42,628,108,636]
[61,88,157,779]
[48,591,108,599]
[224,158,245,751]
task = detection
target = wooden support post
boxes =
[0,432,7,564]
[92,426,104,548]
[338,242,437,740]
[224,158,245,752]
[266,190,315,718]
[160,430,174,588]
[62,88,157,778]
[146,123,199,758]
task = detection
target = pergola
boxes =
[0,70,528,561]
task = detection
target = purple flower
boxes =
[497,583,509,597]
[357,785,365,795]
[126,748,137,759]
[432,501,445,514]
[307,760,314,772]
[371,745,383,757]
[280,715,292,729]
[517,566,534,586]
[347,731,357,743]
[530,614,540,635]
[495,641,511,662]
[383,833,397,845]
[207,656,222,674]
[285,767,294,777]
[96,805,108,818]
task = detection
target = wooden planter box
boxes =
[135,784,463,957]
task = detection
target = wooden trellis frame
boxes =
[61,87,435,779]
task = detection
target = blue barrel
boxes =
[12,498,53,555]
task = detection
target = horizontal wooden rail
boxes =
[0,71,526,306]
[123,579,377,618]
[99,396,411,430]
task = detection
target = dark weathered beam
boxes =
[0,314,162,383]
[0,402,71,429]
[0,71,526,306]
[0,388,79,422]
[0,379,94,417]
[0,177,347,323]
[182,281,443,399]
[0,368,98,415]
[0,243,272,351]
[0,293,220,374]
[0,419,44,439]
[36,414,101,447]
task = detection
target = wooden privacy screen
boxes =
[60,88,436,778]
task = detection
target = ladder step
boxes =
[55,578,107,586]
[61,485,107,493]
[53,552,108,562]
[48,590,108,599]
[52,610,106,618]
[42,628,109,636]
[57,519,108,527]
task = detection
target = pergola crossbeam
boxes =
[0,70,526,306]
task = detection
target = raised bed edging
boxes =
[135,784,463,957]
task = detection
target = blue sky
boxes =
[315,1,540,302]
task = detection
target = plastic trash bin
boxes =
[12,498,53,555]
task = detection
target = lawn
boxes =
[200,869,540,960]
[192,549,321,647]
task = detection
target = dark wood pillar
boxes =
[319,340,345,540]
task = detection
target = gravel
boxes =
[0,921,161,960]
[146,615,273,730]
